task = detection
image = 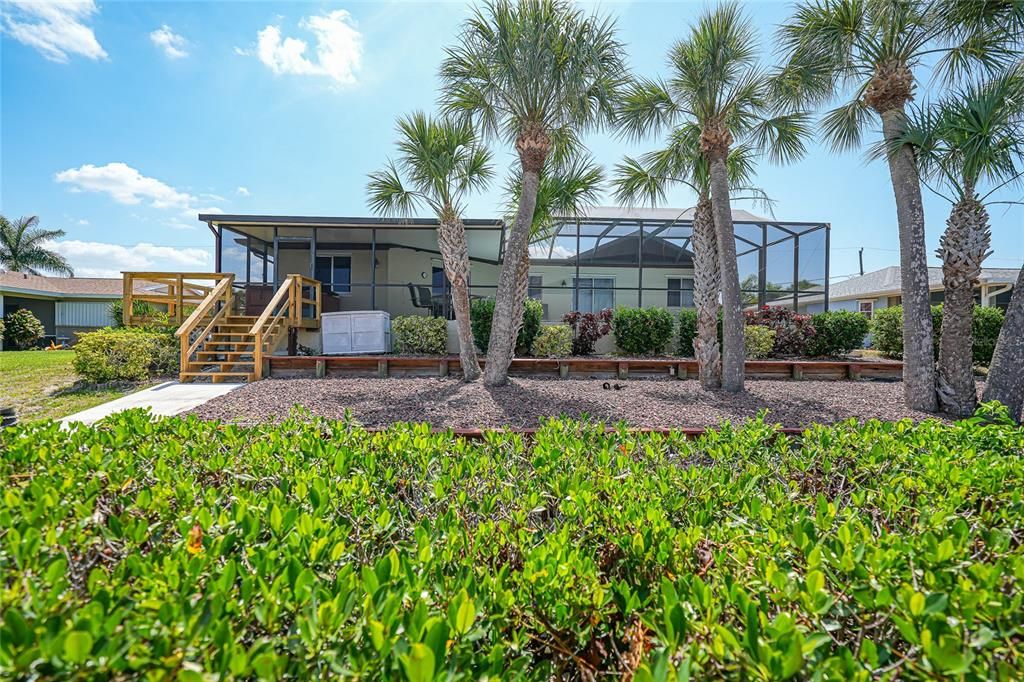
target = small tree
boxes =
[3,309,45,349]
[0,215,73,276]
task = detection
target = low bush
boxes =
[0,316,5,345]
[3,408,1024,679]
[871,304,1002,365]
[72,328,177,382]
[612,306,675,355]
[3,309,45,349]
[108,299,169,329]
[391,315,448,355]
[530,324,572,357]
[807,310,870,356]
[470,298,543,355]
[743,324,775,358]
[676,308,697,356]
[744,306,816,356]
[563,308,613,355]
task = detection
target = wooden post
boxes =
[439,359,449,377]
[315,359,326,378]
[617,362,628,380]
[377,359,389,378]
[676,363,687,380]
[848,364,861,380]
[175,274,184,324]
[559,362,569,378]
[253,331,263,380]
[122,273,132,326]
[792,364,803,380]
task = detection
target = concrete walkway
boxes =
[62,381,243,426]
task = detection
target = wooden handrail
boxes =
[249,275,297,335]
[175,275,235,338]
[122,271,233,328]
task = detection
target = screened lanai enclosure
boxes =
[201,207,829,323]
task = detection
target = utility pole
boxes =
[858,247,864,277]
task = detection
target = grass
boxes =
[0,350,147,422]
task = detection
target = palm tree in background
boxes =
[775,0,1024,411]
[0,215,73,276]
[613,123,771,390]
[984,264,1024,423]
[504,154,604,337]
[617,3,810,392]
[440,0,628,386]
[367,112,494,381]
[892,67,1024,416]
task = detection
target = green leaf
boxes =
[63,631,93,664]
[909,592,926,617]
[401,643,436,682]
[454,596,476,635]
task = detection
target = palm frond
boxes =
[366,162,423,218]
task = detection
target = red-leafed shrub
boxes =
[744,306,817,356]
[563,309,613,355]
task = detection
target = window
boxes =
[574,276,614,313]
[667,277,694,308]
[528,275,543,300]
[314,255,351,294]
[858,300,873,318]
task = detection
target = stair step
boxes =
[196,351,254,358]
[180,371,254,380]
[215,323,255,329]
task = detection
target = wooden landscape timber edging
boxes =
[267,355,903,381]
[361,425,808,439]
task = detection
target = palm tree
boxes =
[616,3,810,392]
[366,112,494,381]
[440,0,628,386]
[775,0,1024,411]
[984,264,1024,423]
[0,215,73,276]
[613,123,770,390]
[504,155,604,337]
[893,67,1024,416]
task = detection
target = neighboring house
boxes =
[0,272,125,349]
[200,206,830,323]
[777,265,1019,317]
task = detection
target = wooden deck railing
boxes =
[249,275,322,379]
[173,275,236,374]
[121,272,234,326]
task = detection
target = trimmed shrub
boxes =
[677,308,697,356]
[3,309,45,349]
[744,306,816,356]
[4,411,1024,679]
[530,324,573,357]
[744,324,776,358]
[108,299,170,330]
[470,298,543,355]
[612,306,675,355]
[0,316,5,345]
[871,304,1001,365]
[563,308,613,355]
[807,310,870,356]
[391,315,448,355]
[73,328,177,382]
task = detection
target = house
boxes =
[779,265,1019,317]
[199,206,831,326]
[0,272,125,348]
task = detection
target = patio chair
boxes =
[408,284,442,317]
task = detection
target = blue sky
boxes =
[2,0,1021,279]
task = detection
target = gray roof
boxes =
[197,214,503,228]
[565,205,772,223]
[828,265,1019,301]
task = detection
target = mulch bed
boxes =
[187,376,962,430]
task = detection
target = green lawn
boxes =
[0,350,145,422]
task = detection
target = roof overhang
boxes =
[198,214,504,229]
[0,286,121,299]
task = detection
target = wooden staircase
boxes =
[180,315,260,383]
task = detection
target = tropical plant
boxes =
[743,324,776,358]
[983,265,1024,422]
[470,297,543,356]
[440,0,628,385]
[617,3,810,392]
[744,306,817,356]
[0,215,73,276]
[807,310,870,356]
[367,112,493,380]
[611,306,676,356]
[775,0,1024,411]
[73,328,177,382]
[891,67,1024,416]
[391,315,449,355]
[563,308,612,355]
[613,121,773,389]
[2,309,45,349]
[530,324,573,357]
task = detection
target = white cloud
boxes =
[246,9,362,86]
[150,24,188,59]
[236,186,251,197]
[47,240,212,278]
[54,162,223,219]
[2,0,107,63]
[529,243,576,259]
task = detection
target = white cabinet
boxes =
[321,311,391,355]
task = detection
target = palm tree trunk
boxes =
[706,155,744,392]
[438,216,481,381]
[692,194,721,389]
[982,264,1024,423]
[484,147,544,386]
[880,109,937,412]
[508,251,531,353]
[936,195,990,416]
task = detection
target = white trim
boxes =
[314,252,353,296]
[857,299,874,318]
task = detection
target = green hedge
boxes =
[3,309,45,349]
[470,298,543,355]
[807,310,870,356]
[391,315,448,355]
[612,306,675,355]
[2,408,1023,679]
[871,304,1004,365]
[677,309,697,356]
[530,324,573,357]
[72,328,178,382]
[743,324,775,358]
